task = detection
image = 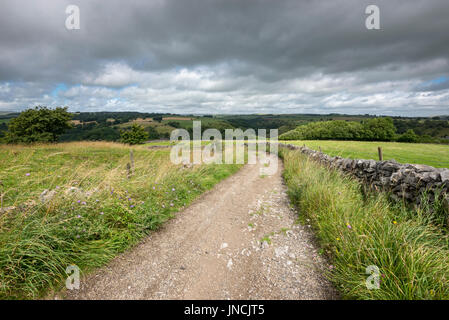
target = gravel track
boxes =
[61,155,337,300]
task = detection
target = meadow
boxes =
[280,148,449,299]
[0,142,241,298]
[286,140,449,168]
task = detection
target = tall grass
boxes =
[0,142,241,299]
[280,148,449,299]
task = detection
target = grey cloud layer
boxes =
[0,0,448,115]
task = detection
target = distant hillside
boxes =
[59,112,237,142]
[2,111,449,143]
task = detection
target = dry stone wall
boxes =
[281,143,449,207]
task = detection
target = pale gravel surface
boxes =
[59,155,338,300]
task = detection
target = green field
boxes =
[285,140,449,168]
[145,140,175,146]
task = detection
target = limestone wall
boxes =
[282,144,449,206]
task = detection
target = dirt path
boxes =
[61,155,337,300]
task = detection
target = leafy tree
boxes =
[153,116,163,123]
[0,123,7,139]
[418,134,437,143]
[167,121,181,128]
[120,124,149,145]
[146,126,160,139]
[280,120,364,140]
[398,129,419,143]
[5,106,72,143]
[361,117,396,141]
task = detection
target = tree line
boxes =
[279,118,448,143]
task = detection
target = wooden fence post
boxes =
[130,150,134,172]
[0,180,3,210]
[126,163,131,179]
[378,147,383,161]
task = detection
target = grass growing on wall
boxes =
[0,142,241,299]
[280,147,449,299]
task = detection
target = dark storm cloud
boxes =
[0,0,448,114]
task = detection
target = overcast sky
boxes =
[1,0,448,116]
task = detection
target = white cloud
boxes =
[1,64,448,116]
[82,63,141,88]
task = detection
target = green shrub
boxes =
[167,121,181,128]
[120,124,149,145]
[418,134,438,144]
[398,129,419,143]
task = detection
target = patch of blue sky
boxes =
[416,76,448,91]
[51,83,68,97]
[423,76,448,86]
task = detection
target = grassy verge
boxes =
[0,142,241,299]
[280,147,449,299]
